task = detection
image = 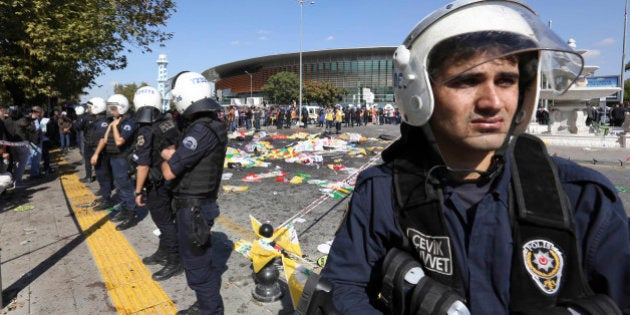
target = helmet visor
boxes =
[428,17,583,95]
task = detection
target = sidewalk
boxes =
[0,150,115,314]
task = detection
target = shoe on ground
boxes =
[93,200,114,211]
[110,210,129,223]
[116,214,138,231]
[94,196,111,204]
[176,302,200,315]
[142,249,168,266]
[79,177,94,183]
[152,256,183,281]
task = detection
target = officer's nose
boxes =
[475,81,504,115]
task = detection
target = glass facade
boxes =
[207,47,396,105]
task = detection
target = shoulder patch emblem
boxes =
[182,136,198,150]
[101,122,108,128]
[123,125,132,131]
[522,239,564,295]
[136,135,145,147]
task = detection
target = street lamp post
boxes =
[245,70,253,106]
[298,0,314,128]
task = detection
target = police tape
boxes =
[277,151,383,230]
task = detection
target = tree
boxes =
[0,0,175,107]
[114,82,148,111]
[304,81,348,107]
[262,72,299,105]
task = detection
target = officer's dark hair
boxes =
[428,31,538,92]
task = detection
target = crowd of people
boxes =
[533,103,630,128]
[0,105,86,193]
[221,104,401,136]
[585,103,630,127]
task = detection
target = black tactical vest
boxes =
[171,117,227,199]
[105,116,134,158]
[84,114,101,148]
[145,118,179,183]
[389,134,620,314]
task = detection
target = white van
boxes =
[304,105,321,124]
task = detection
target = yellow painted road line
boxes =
[58,159,177,314]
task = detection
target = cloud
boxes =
[326,35,334,41]
[258,30,270,41]
[595,38,615,46]
[230,40,240,46]
[582,49,601,60]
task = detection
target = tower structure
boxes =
[156,54,169,111]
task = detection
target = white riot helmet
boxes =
[171,71,221,117]
[133,86,163,123]
[106,94,130,115]
[393,0,583,133]
[75,105,85,116]
[133,86,162,110]
[87,97,107,115]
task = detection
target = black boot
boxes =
[142,248,168,266]
[110,209,128,223]
[152,254,183,281]
[176,302,200,315]
[93,198,114,211]
[116,213,138,231]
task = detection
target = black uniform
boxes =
[75,113,93,180]
[134,118,181,278]
[167,116,227,314]
[87,114,113,199]
[103,115,137,229]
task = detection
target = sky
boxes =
[81,0,630,102]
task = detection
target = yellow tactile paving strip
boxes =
[57,159,178,314]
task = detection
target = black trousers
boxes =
[147,183,178,254]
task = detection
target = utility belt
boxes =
[171,197,215,210]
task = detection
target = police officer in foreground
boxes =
[91,94,139,230]
[131,86,183,281]
[319,1,630,314]
[86,98,114,207]
[160,71,227,315]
